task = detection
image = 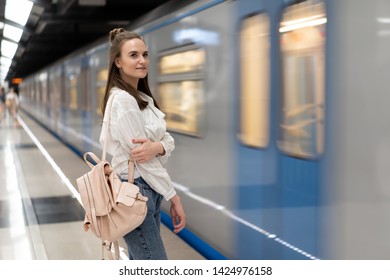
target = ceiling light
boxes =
[4,24,24,42]
[5,0,33,26]
[1,56,13,67]
[1,65,10,72]
[1,40,19,59]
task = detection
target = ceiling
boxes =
[0,0,174,83]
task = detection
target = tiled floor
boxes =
[0,110,205,260]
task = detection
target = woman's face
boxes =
[115,38,149,87]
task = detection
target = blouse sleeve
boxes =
[114,95,176,201]
[158,132,175,164]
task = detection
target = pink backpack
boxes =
[76,93,148,259]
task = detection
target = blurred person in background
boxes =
[5,87,19,124]
[0,87,5,122]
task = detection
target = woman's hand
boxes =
[131,138,164,163]
[170,195,186,234]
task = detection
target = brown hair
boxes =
[101,28,159,117]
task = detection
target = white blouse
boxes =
[99,87,176,201]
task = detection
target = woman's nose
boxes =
[139,56,146,64]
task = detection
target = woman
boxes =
[99,28,185,260]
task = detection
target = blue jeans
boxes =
[123,177,168,260]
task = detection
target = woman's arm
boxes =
[131,138,165,163]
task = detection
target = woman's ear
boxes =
[115,58,121,68]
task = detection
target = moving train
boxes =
[19,0,390,259]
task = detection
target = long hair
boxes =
[101,28,159,117]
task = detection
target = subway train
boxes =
[18,0,390,259]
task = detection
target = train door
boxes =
[277,0,326,259]
[234,0,281,259]
[235,0,326,259]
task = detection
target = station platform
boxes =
[0,109,205,260]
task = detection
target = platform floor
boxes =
[0,109,205,260]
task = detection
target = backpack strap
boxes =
[102,240,120,260]
[103,92,135,184]
[83,152,101,169]
[128,159,135,183]
[101,92,116,162]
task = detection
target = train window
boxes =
[49,70,61,114]
[31,79,37,105]
[96,68,108,115]
[159,81,203,136]
[61,72,66,105]
[239,13,270,148]
[81,67,89,111]
[160,49,204,74]
[39,72,48,106]
[279,0,326,158]
[158,47,205,136]
[34,76,40,105]
[68,73,78,110]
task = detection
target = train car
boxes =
[19,0,390,260]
